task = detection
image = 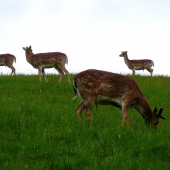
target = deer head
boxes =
[151,107,166,129]
[119,51,127,57]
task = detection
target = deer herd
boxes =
[1,47,166,129]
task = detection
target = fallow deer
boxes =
[73,69,165,129]
[0,54,16,75]
[119,51,154,76]
[23,46,70,83]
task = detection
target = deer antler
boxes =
[158,108,166,119]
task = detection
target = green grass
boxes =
[0,74,170,169]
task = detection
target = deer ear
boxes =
[153,107,159,119]
[23,47,26,50]
[158,108,166,119]
[153,107,158,113]
[29,46,31,49]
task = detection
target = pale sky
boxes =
[0,0,170,76]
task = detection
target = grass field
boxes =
[0,73,170,169]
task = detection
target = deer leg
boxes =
[144,67,153,76]
[10,66,15,76]
[76,101,86,121]
[62,67,70,83]
[148,68,153,76]
[55,66,64,82]
[12,66,15,75]
[132,68,135,75]
[42,69,48,82]
[121,101,131,127]
[57,64,70,83]
[7,64,15,76]
[85,98,95,122]
[85,106,93,122]
[37,66,42,81]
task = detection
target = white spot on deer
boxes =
[119,51,154,76]
[23,46,70,82]
[73,69,166,128]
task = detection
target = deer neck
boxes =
[135,96,153,122]
[25,51,34,64]
[123,54,130,66]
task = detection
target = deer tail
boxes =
[72,77,78,100]
[65,55,68,65]
[13,55,16,63]
[151,60,154,67]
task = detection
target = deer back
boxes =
[23,46,68,67]
[34,52,68,65]
[129,59,152,67]
[74,69,143,101]
[0,54,15,65]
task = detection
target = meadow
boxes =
[0,73,170,170]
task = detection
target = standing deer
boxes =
[119,51,154,76]
[0,54,16,75]
[23,46,70,83]
[73,69,166,129]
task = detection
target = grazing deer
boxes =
[119,51,154,76]
[73,69,166,129]
[23,46,70,83]
[0,54,16,75]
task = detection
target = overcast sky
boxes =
[0,0,170,76]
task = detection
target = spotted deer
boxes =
[0,54,16,75]
[119,51,154,76]
[73,69,165,129]
[23,46,70,82]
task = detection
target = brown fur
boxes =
[23,46,70,82]
[0,54,16,75]
[119,51,154,76]
[73,69,165,129]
